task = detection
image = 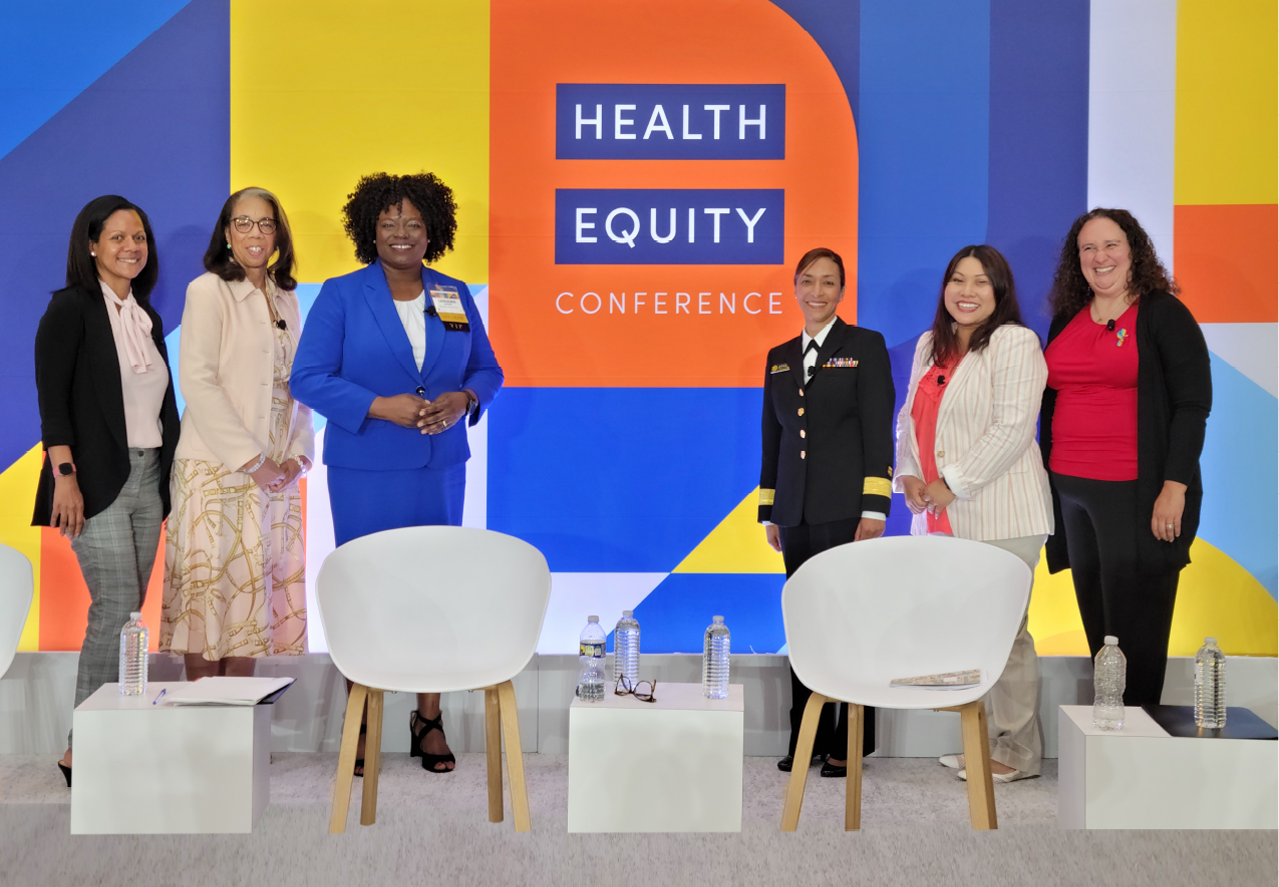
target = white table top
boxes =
[1059,704,1170,738]
[78,683,185,712]
[571,681,744,713]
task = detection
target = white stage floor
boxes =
[2,754,1274,886]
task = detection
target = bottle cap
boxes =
[1205,636,1217,645]
[622,610,633,617]
[587,615,599,622]
[130,612,143,620]
[713,615,724,623]
[1104,635,1118,645]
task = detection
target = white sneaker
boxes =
[958,768,1037,783]
[939,753,964,769]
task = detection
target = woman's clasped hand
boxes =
[370,391,470,433]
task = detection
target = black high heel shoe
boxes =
[58,762,72,787]
[410,710,456,773]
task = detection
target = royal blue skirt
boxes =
[328,463,466,548]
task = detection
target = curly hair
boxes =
[342,172,458,266]
[929,245,1026,367]
[203,187,298,291]
[1049,208,1178,319]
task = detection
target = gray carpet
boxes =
[2,754,1275,886]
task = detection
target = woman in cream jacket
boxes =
[160,188,314,679]
[894,245,1052,782]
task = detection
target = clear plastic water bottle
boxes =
[1194,637,1227,729]
[577,616,606,702]
[1092,635,1126,731]
[614,610,640,686]
[119,611,148,697]
[702,615,730,699]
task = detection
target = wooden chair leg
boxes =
[329,683,368,834]
[846,703,864,831]
[781,691,827,831]
[959,700,997,830]
[485,686,504,823]
[496,680,531,832]
[360,689,384,826]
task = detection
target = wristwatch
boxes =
[464,390,479,418]
[57,462,75,477]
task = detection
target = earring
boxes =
[226,242,231,249]
[90,251,96,257]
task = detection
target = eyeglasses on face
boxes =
[230,216,277,235]
[614,675,656,702]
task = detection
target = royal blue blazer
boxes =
[290,262,503,470]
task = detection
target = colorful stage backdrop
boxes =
[0,1,1273,659]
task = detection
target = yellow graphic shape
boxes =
[1031,538,1278,657]
[0,445,43,650]
[673,487,784,574]
[1175,0,1278,204]
[230,0,490,284]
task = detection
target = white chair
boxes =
[316,526,551,833]
[0,543,34,802]
[0,542,34,680]
[780,534,1031,831]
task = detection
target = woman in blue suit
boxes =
[292,172,503,775]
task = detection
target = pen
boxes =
[153,688,167,706]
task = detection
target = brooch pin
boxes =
[1116,328,1128,347]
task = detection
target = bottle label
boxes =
[580,641,605,658]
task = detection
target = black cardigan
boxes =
[32,284,180,525]
[1040,290,1212,575]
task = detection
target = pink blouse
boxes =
[101,282,167,448]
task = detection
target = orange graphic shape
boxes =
[39,526,165,652]
[490,0,859,387]
[1174,203,1278,323]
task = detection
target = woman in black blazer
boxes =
[32,196,180,785]
[1041,208,1211,705]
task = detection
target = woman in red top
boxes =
[895,245,1053,783]
[1042,209,1212,706]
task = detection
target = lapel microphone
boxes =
[1106,319,1116,331]
[425,305,437,317]
[275,319,287,330]
[937,374,946,386]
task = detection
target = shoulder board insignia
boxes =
[770,363,790,374]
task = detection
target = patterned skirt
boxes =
[160,459,307,659]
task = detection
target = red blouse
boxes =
[1045,303,1139,481]
[910,358,958,534]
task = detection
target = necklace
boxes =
[1089,295,1131,326]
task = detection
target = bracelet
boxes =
[285,454,310,477]
[244,453,267,474]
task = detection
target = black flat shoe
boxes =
[820,760,848,778]
[58,762,71,787]
[410,710,456,773]
[778,753,824,772]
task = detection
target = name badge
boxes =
[770,363,790,374]
[822,357,857,368]
[428,286,470,332]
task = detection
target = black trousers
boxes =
[780,518,876,759]
[1053,473,1181,706]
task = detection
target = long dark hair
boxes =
[929,245,1024,367]
[1049,207,1178,320]
[65,195,159,299]
[203,187,298,291]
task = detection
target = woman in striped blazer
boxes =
[893,245,1053,783]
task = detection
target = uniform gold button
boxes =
[800,429,806,438]
[798,408,804,416]
[800,450,806,459]
[936,450,944,458]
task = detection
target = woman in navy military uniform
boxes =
[759,247,895,777]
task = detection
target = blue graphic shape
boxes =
[1197,354,1278,597]
[487,387,763,572]
[857,0,991,349]
[556,84,785,160]
[770,0,860,127]
[555,189,784,265]
[0,1,193,161]
[631,574,787,655]
[0,0,229,472]
[985,0,1089,338]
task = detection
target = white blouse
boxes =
[100,282,167,448]
[394,290,427,371]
